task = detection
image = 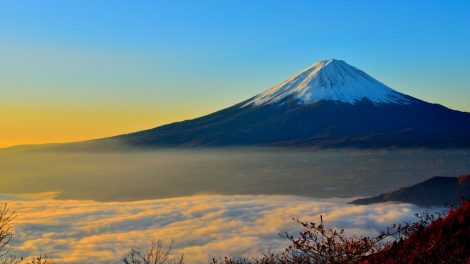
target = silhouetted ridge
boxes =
[351,175,470,206]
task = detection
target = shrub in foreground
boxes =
[122,240,184,264]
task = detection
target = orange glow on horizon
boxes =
[0,104,209,148]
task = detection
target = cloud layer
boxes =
[5,195,424,264]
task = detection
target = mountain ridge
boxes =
[351,175,470,207]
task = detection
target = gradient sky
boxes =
[1,0,469,147]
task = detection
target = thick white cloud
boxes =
[3,195,425,264]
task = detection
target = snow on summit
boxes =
[243,59,413,107]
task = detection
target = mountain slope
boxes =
[351,175,470,206]
[100,59,470,148]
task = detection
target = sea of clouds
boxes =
[0,194,430,264]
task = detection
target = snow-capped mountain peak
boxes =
[242,59,413,107]
[86,59,470,148]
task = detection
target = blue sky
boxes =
[1,0,469,146]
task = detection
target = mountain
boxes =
[351,175,470,206]
[100,59,470,148]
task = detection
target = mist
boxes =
[1,147,469,201]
